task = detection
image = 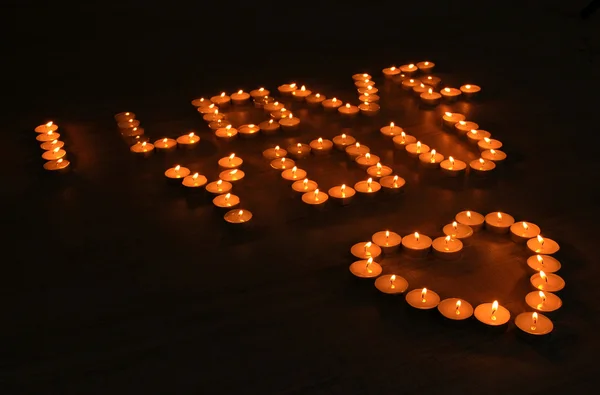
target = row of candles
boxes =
[349,210,563,335]
[34,121,71,172]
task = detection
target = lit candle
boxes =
[206,179,233,195]
[380,122,403,137]
[481,149,507,164]
[406,287,440,310]
[474,300,510,326]
[230,89,250,105]
[190,98,209,108]
[270,157,295,170]
[432,235,463,260]
[42,147,66,160]
[401,232,432,258]
[291,85,312,100]
[270,107,291,120]
[442,112,466,129]
[333,133,356,151]
[306,93,326,106]
[292,178,318,194]
[164,164,190,180]
[114,112,135,122]
[455,210,485,231]
[392,132,417,148]
[478,137,503,151]
[203,109,224,122]
[530,270,565,292]
[484,211,515,234]
[438,298,473,320]
[350,241,382,260]
[367,162,392,178]
[198,103,218,114]
[454,120,479,136]
[372,230,402,254]
[405,141,430,158]
[526,254,561,273]
[130,141,154,156]
[301,188,329,208]
[309,137,333,155]
[43,158,70,173]
[527,235,560,255]
[238,124,261,138]
[213,192,240,210]
[420,88,442,106]
[440,156,467,176]
[525,290,562,312]
[349,257,383,279]
[356,152,380,169]
[279,112,301,131]
[176,132,200,148]
[250,87,270,99]
[460,84,482,98]
[262,145,287,160]
[281,166,307,181]
[345,142,370,159]
[263,101,285,113]
[466,129,491,144]
[442,221,473,241]
[382,65,401,78]
[218,153,243,169]
[287,143,311,159]
[355,79,373,88]
[380,175,406,194]
[154,137,177,151]
[412,83,431,96]
[401,78,420,91]
[328,184,356,205]
[338,103,360,116]
[182,172,208,189]
[40,139,64,151]
[117,118,141,131]
[322,97,343,111]
[208,119,232,131]
[215,125,239,141]
[254,95,275,108]
[210,92,231,106]
[469,158,496,175]
[354,177,381,196]
[375,274,409,294]
[392,73,407,84]
[224,209,253,225]
[420,75,441,88]
[399,63,418,75]
[359,92,380,103]
[36,130,60,142]
[510,221,541,243]
[358,101,380,116]
[277,82,297,95]
[259,119,280,134]
[352,72,372,81]
[416,60,435,73]
[440,87,462,102]
[515,312,553,336]
[357,85,379,95]
[419,148,444,168]
[219,168,245,182]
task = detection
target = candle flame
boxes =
[356,142,360,148]
[539,291,546,302]
[491,300,499,318]
[51,140,57,145]
[292,166,297,174]
[290,83,296,88]
[390,122,395,128]
[220,92,226,97]
[428,88,432,94]
[390,274,396,283]
[366,257,373,267]
[445,235,451,243]
[365,153,371,159]
[303,178,308,186]
[409,79,414,83]
[537,235,544,245]
[269,119,273,124]
[470,129,478,135]
[449,156,455,166]
[376,162,382,170]
[466,84,471,89]
[259,87,264,92]
[346,103,350,108]
[430,149,437,163]
[479,158,485,165]
[342,133,347,139]
[225,193,231,200]
[217,180,223,185]
[386,230,390,238]
[421,288,427,301]
[537,255,543,264]
[532,312,538,327]
[192,173,199,179]
[53,147,59,153]
[214,110,219,114]
[416,141,421,149]
[390,66,396,71]
[456,300,462,313]
[497,212,502,220]
[362,73,368,77]
[341,184,346,192]
[419,83,425,88]
[209,103,215,108]
[445,87,451,92]
[393,175,399,184]
[274,101,279,105]
[46,121,53,127]
[238,210,243,216]
[57,158,63,164]
[141,141,147,147]
[175,165,181,171]
[318,137,323,145]
[367,85,373,90]
[314,189,319,201]
[316,93,320,98]
[189,132,195,138]
[522,222,529,230]
[414,232,420,241]
[332,97,337,102]
[229,153,235,160]
[484,137,491,143]
[237,89,243,94]
[367,177,372,187]
[540,271,548,282]
[300,85,306,91]
[230,169,238,175]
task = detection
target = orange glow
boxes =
[537,235,544,245]
[466,84,471,89]
[318,137,323,145]
[421,288,427,301]
[376,162,382,170]
[414,232,420,241]
[300,85,306,91]
[57,158,63,164]
[237,89,243,94]
[428,88,432,94]
[220,92,226,97]
[217,180,223,186]
[230,169,238,175]
[229,153,235,160]
[539,291,546,302]
[192,173,199,179]
[175,165,181,172]
[314,189,319,201]
[484,137,491,143]
[455,300,462,313]
[290,83,296,88]
[540,271,548,282]
[537,255,543,264]
[332,97,337,102]
[409,63,415,68]
[497,212,503,220]
[225,193,231,200]
[491,300,499,318]
[445,235,451,243]
[346,103,350,108]
[366,257,373,268]
[467,211,472,218]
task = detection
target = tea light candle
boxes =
[40,139,64,151]
[264,101,285,113]
[306,93,326,106]
[302,188,329,207]
[525,290,562,312]
[380,122,403,137]
[412,83,431,96]
[239,124,261,138]
[211,92,231,106]
[392,132,417,148]
[177,132,200,148]
[401,78,420,90]
[270,108,291,120]
[372,230,402,254]
[198,103,218,114]
[165,164,190,179]
[215,125,239,141]
[442,112,466,128]
[354,178,381,196]
[218,153,243,169]
[42,147,66,160]
[117,119,140,130]
[293,178,318,193]
[263,145,287,160]
[402,232,432,258]
[36,131,60,142]
[382,65,401,78]
[271,157,295,170]
[440,87,462,101]
[359,92,380,103]
[527,255,561,273]
[130,141,154,156]
[36,121,58,134]
[281,166,307,181]
[254,96,275,108]
[438,298,473,320]
[182,172,208,188]
[259,119,280,134]
[485,212,515,234]
[357,85,378,95]
[351,241,382,260]
[527,235,560,255]
[231,90,250,105]
[405,141,430,157]
[352,73,372,81]
[460,84,481,98]
[455,211,484,231]
[474,301,510,326]
[219,168,245,182]
[406,288,440,310]
[114,112,135,122]
[345,142,370,159]
[355,79,373,88]
[288,143,311,159]
[213,192,240,209]
[206,179,233,195]
[442,221,473,241]
[421,75,441,88]
[356,153,380,169]
[328,184,356,205]
[399,63,418,75]
[530,271,565,292]
[338,103,360,116]
[515,312,553,336]
[478,137,503,151]
[367,163,392,178]
[440,156,467,176]
[154,137,177,151]
[349,258,382,279]
[333,134,356,151]
[279,113,301,131]
[510,221,541,243]
[419,149,444,168]
[291,85,311,100]
[420,88,442,106]
[278,82,297,95]
[310,137,333,155]
[432,235,463,259]
[469,158,496,175]
[250,87,270,99]
[375,274,409,294]
[455,121,479,136]
[224,209,252,224]
[481,149,507,163]
[322,97,343,111]
[191,98,209,107]
[380,175,406,193]
[43,158,70,172]
[417,61,435,73]
[466,129,491,144]
[122,126,144,137]
[358,102,380,116]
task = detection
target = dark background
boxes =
[4,1,600,394]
